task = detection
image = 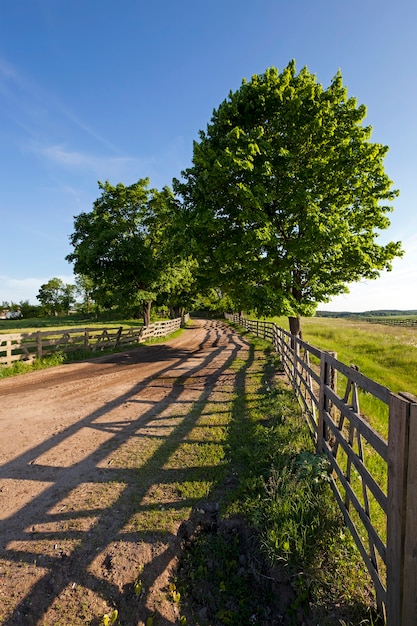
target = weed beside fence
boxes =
[225,313,417,626]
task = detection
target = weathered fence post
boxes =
[292,336,300,396]
[327,352,337,421]
[317,352,328,452]
[273,323,278,353]
[402,394,417,625]
[36,331,42,359]
[316,351,337,452]
[115,326,123,348]
[387,392,417,625]
[84,328,89,350]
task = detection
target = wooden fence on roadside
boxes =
[225,313,417,626]
[0,316,189,367]
[363,318,417,327]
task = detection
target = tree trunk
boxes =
[143,300,152,326]
[288,315,302,339]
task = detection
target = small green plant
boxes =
[134,578,143,596]
[102,608,118,625]
[294,451,331,485]
[169,582,181,603]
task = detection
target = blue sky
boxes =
[0,0,415,312]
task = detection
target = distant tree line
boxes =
[1,300,40,319]
[316,310,417,318]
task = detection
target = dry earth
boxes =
[0,319,250,626]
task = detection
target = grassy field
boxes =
[270,315,417,398]
[0,315,144,333]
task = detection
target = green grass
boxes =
[239,315,399,599]
[264,314,417,442]
[0,351,68,378]
[177,333,381,625]
[0,315,143,333]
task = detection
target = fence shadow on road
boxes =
[0,320,260,625]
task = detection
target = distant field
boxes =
[0,316,144,334]
[269,315,417,399]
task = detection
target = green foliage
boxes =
[74,274,96,314]
[0,351,67,378]
[174,61,403,323]
[66,179,196,324]
[192,288,234,315]
[36,278,76,316]
[18,300,43,318]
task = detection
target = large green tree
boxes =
[37,278,76,316]
[74,274,96,315]
[174,61,403,336]
[67,179,193,325]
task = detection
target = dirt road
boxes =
[0,319,250,625]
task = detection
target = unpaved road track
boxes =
[0,319,250,625]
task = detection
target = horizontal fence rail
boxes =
[225,313,417,626]
[363,318,417,327]
[0,316,189,367]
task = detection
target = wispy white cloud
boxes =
[34,143,156,179]
[0,54,174,188]
[0,57,16,79]
[403,232,417,254]
[0,54,127,157]
[59,106,122,154]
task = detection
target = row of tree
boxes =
[66,62,403,335]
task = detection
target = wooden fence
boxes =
[363,318,417,327]
[0,316,188,367]
[225,313,417,626]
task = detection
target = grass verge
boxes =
[176,330,381,625]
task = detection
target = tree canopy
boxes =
[64,62,403,332]
[37,278,76,316]
[174,61,403,334]
[66,179,195,324]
